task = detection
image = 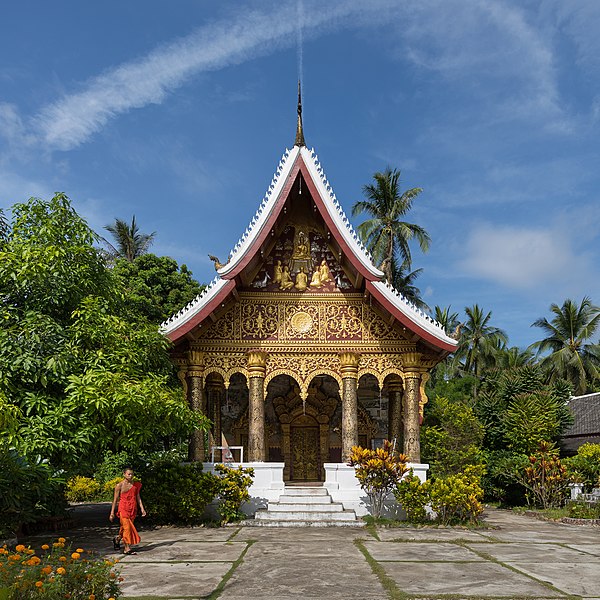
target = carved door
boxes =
[290,426,320,481]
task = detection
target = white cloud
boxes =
[25,1,398,152]
[457,223,596,291]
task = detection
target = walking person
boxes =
[109,467,146,555]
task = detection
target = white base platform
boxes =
[203,461,428,519]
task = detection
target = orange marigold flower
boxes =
[89,594,96,600]
[57,567,66,575]
[41,544,50,551]
[59,556,67,562]
[76,548,84,553]
[26,548,35,555]
[9,554,21,561]
[41,565,52,575]
[71,552,81,560]
[30,556,41,565]
[35,581,43,588]
[57,538,66,543]
[15,545,25,552]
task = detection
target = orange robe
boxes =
[117,481,142,546]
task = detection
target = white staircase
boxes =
[253,484,363,527]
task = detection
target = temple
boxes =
[161,89,457,514]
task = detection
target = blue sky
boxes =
[1,0,599,349]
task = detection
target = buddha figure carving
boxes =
[295,267,308,291]
[273,260,283,284]
[289,229,313,275]
[319,259,332,284]
[279,265,294,290]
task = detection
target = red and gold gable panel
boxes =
[247,224,354,293]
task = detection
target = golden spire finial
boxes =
[294,80,306,147]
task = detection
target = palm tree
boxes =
[352,167,430,282]
[529,297,600,395]
[103,216,156,263]
[458,304,508,386]
[389,257,429,310]
[433,305,460,337]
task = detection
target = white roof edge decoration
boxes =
[218,146,301,276]
[160,276,229,335]
[300,146,384,279]
[371,280,458,347]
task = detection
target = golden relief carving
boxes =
[199,293,412,347]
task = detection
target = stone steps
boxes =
[253,485,363,527]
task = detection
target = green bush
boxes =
[567,501,600,519]
[564,443,600,491]
[0,447,66,538]
[139,459,218,524]
[394,473,429,522]
[394,467,485,525]
[214,464,255,524]
[428,468,485,525]
[64,476,101,503]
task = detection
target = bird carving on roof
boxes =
[450,323,463,340]
[208,255,228,271]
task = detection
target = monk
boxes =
[109,467,146,555]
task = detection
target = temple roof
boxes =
[160,143,458,354]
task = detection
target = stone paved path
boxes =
[21,504,600,599]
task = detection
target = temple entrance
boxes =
[290,415,320,481]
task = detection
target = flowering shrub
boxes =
[515,442,568,509]
[214,464,255,524]
[0,538,121,599]
[348,441,409,518]
[65,476,102,503]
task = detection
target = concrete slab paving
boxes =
[508,562,600,597]
[233,525,366,542]
[567,543,600,557]
[471,541,598,562]
[119,561,232,597]
[219,556,384,600]
[381,560,562,597]
[140,525,236,542]
[377,527,491,542]
[118,540,247,562]
[242,539,362,560]
[363,540,484,561]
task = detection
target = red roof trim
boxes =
[166,279,236,342]
[366,281,456,353]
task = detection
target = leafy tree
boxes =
[529,297,600,395]
[112,254,205,323]
[0,194,206,475]
[421,395,484,478]
[476,365,572,503]
[352,167,430,282]
[103,215,156,263]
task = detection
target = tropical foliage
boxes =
[112,254,204,323]
[0,194,207,481]
[529,297,600,395]
[348,441,409,518]
[352,167,430,285]
[103,215,156,263]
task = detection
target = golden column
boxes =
[402,352,423,463]
[339,352,360,460]
[206,374,223,457]
[247,351,268,462]
[387,377,404,449]
[187,350,207,462]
